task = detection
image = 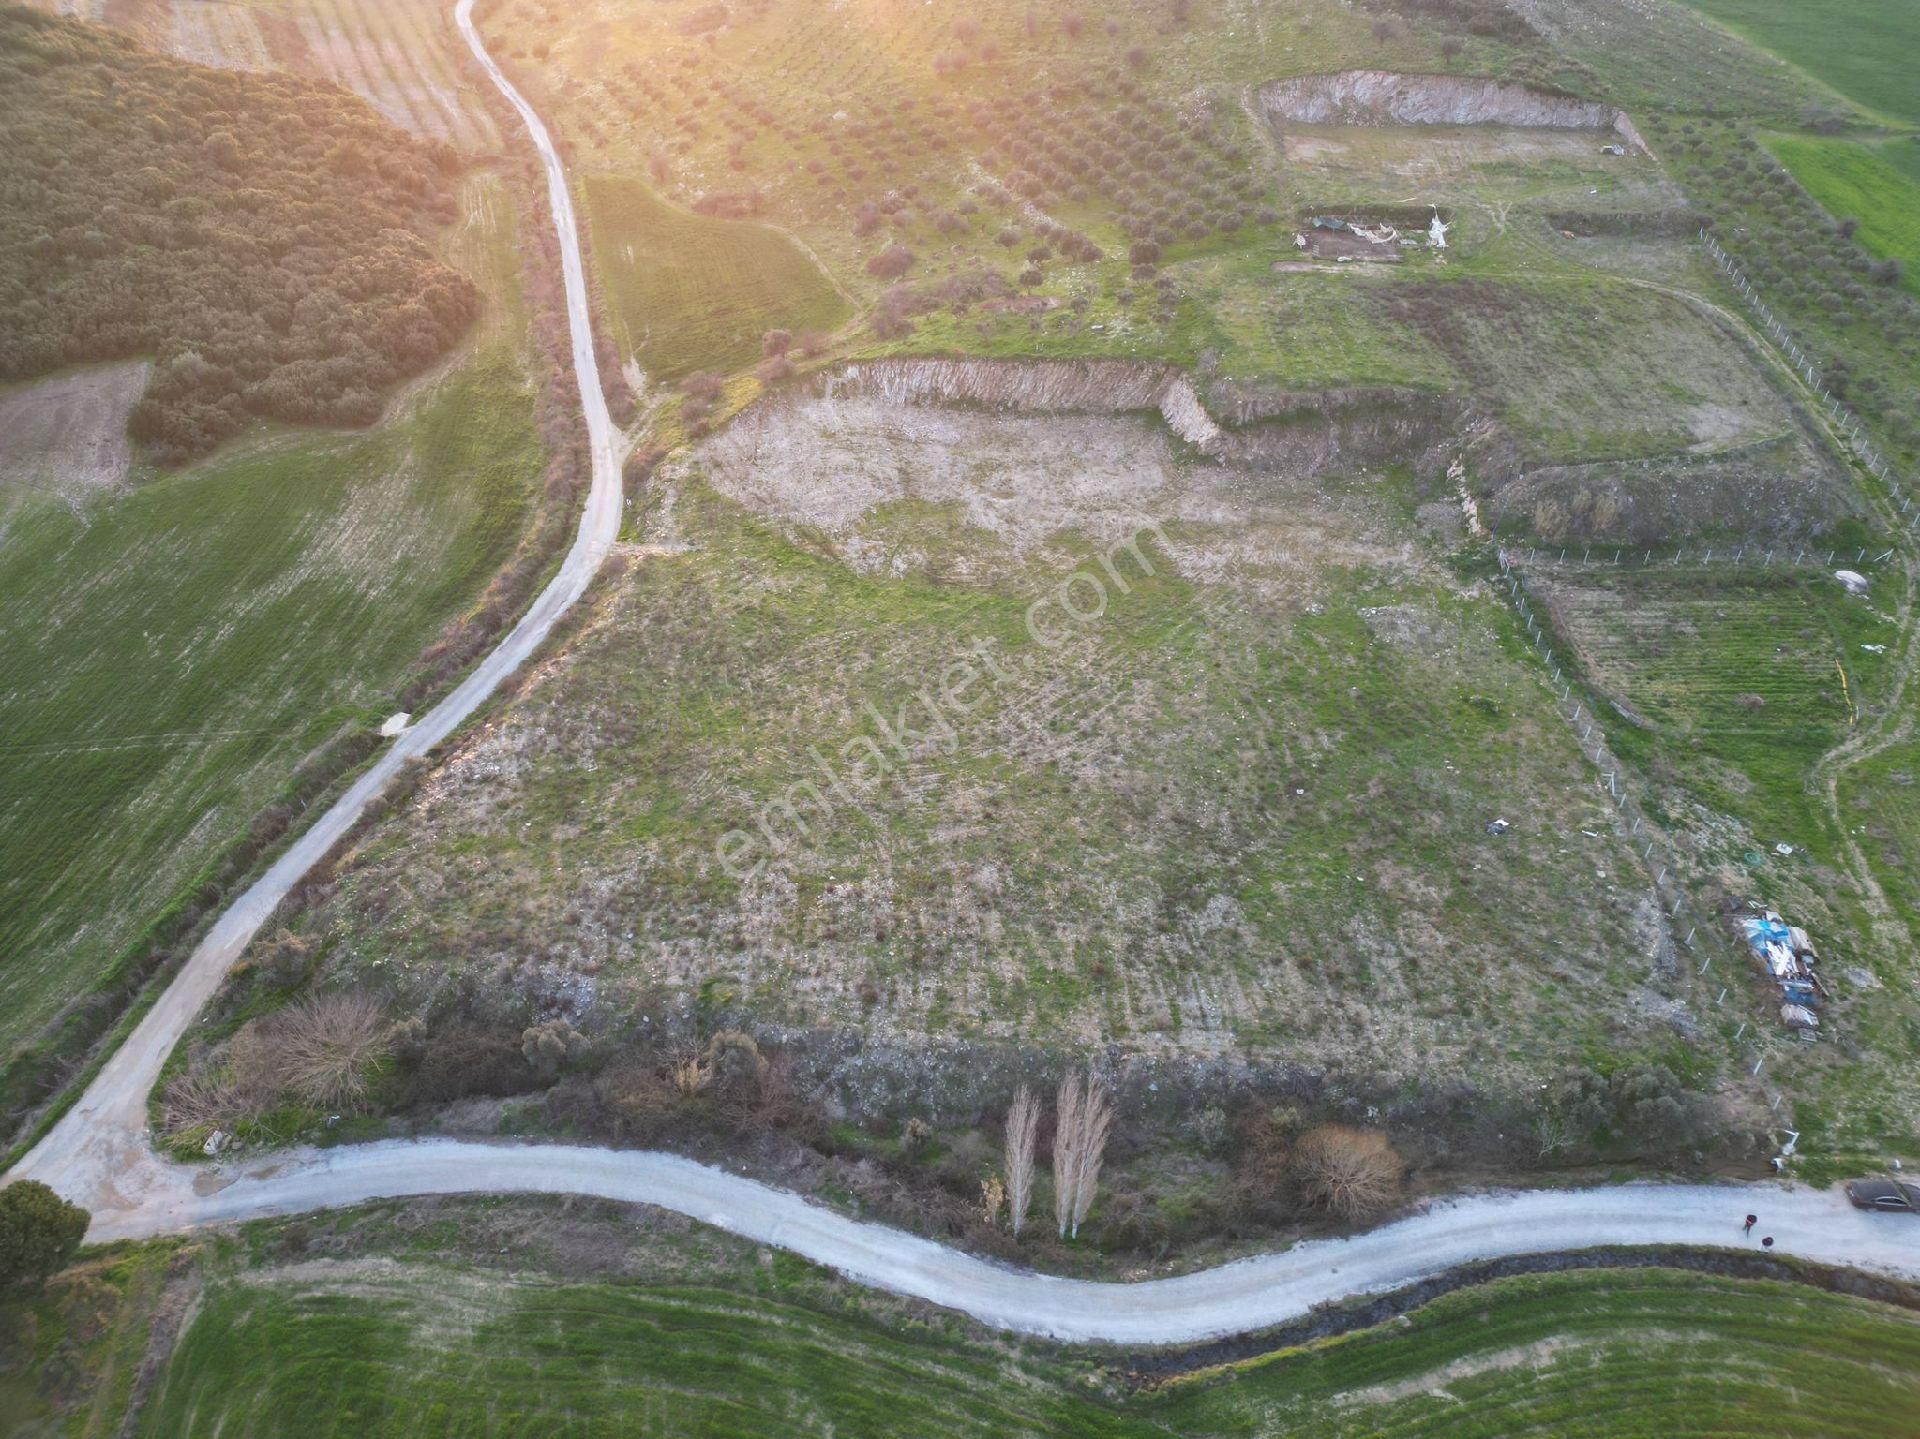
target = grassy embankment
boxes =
[1677,0,1920,124]
[0,172,542,1058]
[578,173,851,382]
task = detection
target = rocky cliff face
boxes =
[833,360,1456,475]
[840,357,1175,414]
[1259,71,1621,132]
[837,357,1227,445]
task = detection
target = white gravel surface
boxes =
[100,1139,1920,1344]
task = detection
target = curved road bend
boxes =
[7,1,1917,1351]
[93,1140,1920,1346]
[6,0,622,1209]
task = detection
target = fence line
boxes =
[1699,231,1915,529]
[1504,543,1893,574]
[1491,545,1788,1075]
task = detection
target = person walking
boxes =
[1743,1214,1757,1236]
[1762,1236,1775,1250]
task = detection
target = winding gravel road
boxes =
[5,0,1916,1351]
[5,0,621,1233]
[84,1139,1920,1345]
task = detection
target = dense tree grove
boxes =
[0,6,479,461]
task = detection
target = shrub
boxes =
[1294,1125,1403,1220]
[521,1019,588,1080]
[866,243,916,279]
[264,991,388,1110]
[160,1067,258,1136]
[0,1182,88,1292]
[406,1022,537,1103]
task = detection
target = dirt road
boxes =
[5,0,623,1217]
[90,1138,1920,1345]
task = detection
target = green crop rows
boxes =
[580,174,850,381]
[118,1264,1920,1438]
[0,180,543,1054]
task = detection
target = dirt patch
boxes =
[1260,71,1626,134]
[981,295,1060,315]
[675,365,1448,580]
[1298,228,1405,262]
[0,361,147,510]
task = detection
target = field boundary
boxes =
[0,144,589,1165]
[1128,1246,1920,1381]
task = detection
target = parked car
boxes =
[1845,1178,1920,1213]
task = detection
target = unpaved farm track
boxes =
[5,0,620,1229]
[7,2,1920,1350]
[82,1139,1920,1346]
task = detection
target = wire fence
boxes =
[1502,542,1895,573]
[1492,545,1796,1104]
[1699,230,1917,529]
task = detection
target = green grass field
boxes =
[113,1262,1920,1438]
[1678,0,1920,122]
[1545,567,1897,857]
[0,177,543,1055]
[1840,738,1920,941]
[1767,135,1920,297]
[580,174,850,381]
[281,438,1679,1086]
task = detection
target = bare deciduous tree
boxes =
[1005,1085,1039,1239]
[1070,1081,1113,1238]
[1294,1125,1403,1221]
[1053,1072,1083,1238]
[1052,1071,1113,1239]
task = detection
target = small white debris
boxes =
[379,712,412,738]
